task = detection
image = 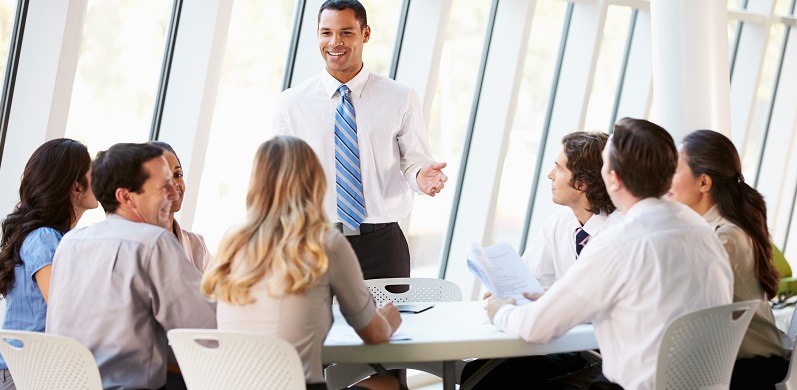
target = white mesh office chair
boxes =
[326,278,464,389]
[168,329,305,390]
[787,305,797,342]
[365,277,462,304]
[655,300,759,390]
[776,338,797,389]
[0,330,102,390]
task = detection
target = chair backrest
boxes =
[776,338,797,389]
[0,330,102,390]
[655,300,759,390]
[167,329,305,390]
[787,306,797,343]
[364,278,463,304]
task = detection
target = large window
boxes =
[65,0,172,226]
[488,0,568,249]
[192,0,296,254]
[64,1,171,154]
[0,0,17,83]
[583,5,634,133]
[406,0,491,277]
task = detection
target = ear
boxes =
[698,174,713,194]
[575,179,587,192]
[362,25,371,43]
[606,170,622,192]
[71,181,83,199]
[115,188,131,207]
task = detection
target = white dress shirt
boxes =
[274,66,435,223]
[522,206,623,289]
[703,205,787,359]
[494,198,734,389]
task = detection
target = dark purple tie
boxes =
[575,227,590,257]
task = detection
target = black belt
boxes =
[334,222,392,236]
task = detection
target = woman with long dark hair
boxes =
[0,138,97,389]
[668,129,787,389]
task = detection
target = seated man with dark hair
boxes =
[463,131,622,388]
[46,143,216,390]
[485,118,733,389]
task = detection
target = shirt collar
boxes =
[624,197,663,222]
[322,65,370,99]
[702,204,723,227]
[579,211,611,236]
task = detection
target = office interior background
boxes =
[0,0,795,300]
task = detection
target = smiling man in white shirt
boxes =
[274,0,446,281]
[486,118,734,389]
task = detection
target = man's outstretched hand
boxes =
[417,162,448,197]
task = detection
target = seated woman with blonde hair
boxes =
[201,136,401,390]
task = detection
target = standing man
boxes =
[486,118,734,389]
[46,143,216,390]
[463,131,622,388]
[274,0,447,280]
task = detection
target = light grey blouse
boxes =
[216,229,376,383]
[704,205,787,359]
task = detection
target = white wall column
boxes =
[157,0,233,230]
[0,0,86,215]
[649,0,731,139]
[442,0,536,299]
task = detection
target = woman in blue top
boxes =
[0,138,97,389]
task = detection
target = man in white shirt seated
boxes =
[46,143,216,390]
[462,131,622,388]
[485,118,733,389]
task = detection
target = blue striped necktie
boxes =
[334,85,365,230]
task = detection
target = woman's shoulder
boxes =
[713,218,749,245]
[21,227,63,249]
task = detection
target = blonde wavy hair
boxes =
[201,136,330,305]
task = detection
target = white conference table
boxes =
[323,301,597,390]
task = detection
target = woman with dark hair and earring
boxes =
[668,129,787,389]
[0,138,97,389]
[148,141,209,273]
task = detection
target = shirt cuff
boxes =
[493,304,516,333]
[406,163,426,194]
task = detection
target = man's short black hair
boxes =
[318,0,368,30]
[608,118,677,199]
[91,143,164,213]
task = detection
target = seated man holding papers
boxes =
[485,118,733,389]
[463,131,622,388]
